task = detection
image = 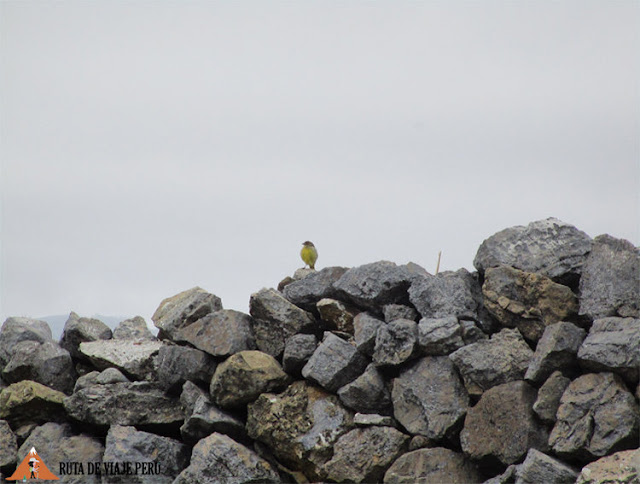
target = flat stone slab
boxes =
[79,339,162,380]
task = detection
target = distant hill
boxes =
[38,314,132,340]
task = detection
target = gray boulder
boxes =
[154,344,216,393]
[112,316,155,340]
[247,380,354,481]
[0,420,17,473]
[532,371,571,424]
[373,319,419,367]
[249,287,318,358]
[517,448,578,484]
[151,287,222,340]
[59,312,112,360]
[18,422,104,484]
[577,317,640,383]
[282,333,317,376]
[449,328,533,396]
[301,332,368,393]
[473,218,592,285]
[0,380,66,427]
[482,265,579,342]
[2,340,76,394]
[409,269,483,321]
[524,321,586,383]
[174,432,280,484]
[353,312,384,356]
[549,372,639,462]
[383,447,481,484]
[576,448,640,484]
[64,381,184,432]
[210,350,290,409]
[0,317,52,369]
[174,309,256,358]
[322,426,409,483]
[79,339,162,380]
[392,356,469,440]
[74,367,130,392]
[102,425,189,483]
[282,266,349,311]
[180,392,246,445]
[337,364,392,414]
[461,380,549,467]
[418,316,465,355]
[579,234,639,320]
[333,261,416,311]
[383,304,419,322]
[317,298,359,333]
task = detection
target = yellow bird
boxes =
[300,241,318,270]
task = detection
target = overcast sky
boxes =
[1,2,638,326]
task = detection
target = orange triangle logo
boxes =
[6,446,60,481]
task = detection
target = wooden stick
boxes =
[435,250,442,275]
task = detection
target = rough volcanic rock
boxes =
[74,368,130,392]
[112,316,155,340]
[577,317,640,383]
[174,309,256,358]
[173,432,280,484]
[449,328,533,396]
[517,448,578,484]
[79,339,162,380]
[392,356,469,440]
[482,265,579,342]
[18,422,105,484]
[301,332,368,393]
[249,287,318,358]
[180,392,246,445]
[353,312,384,356]
[0,380,66,427]
[460,380,549,467]
[102,425,189,484]
[383,304,419,322]
[64,381,184,431]
[533,370,571,424]
[0,317,53,369]
[579,234,640,320]
[282,266,349,311]
[317,298,358,333]
[460,319,488,344]
[246,380,354,480]
[210,350,290,409]
[282,334,317,376]
[576,448,640,484]
[549,372,639,462]
[337,364,392,414]
[473,218,592,284]
[383,447,481,484]
[152,287,222,340]
[322,426,409,483]
[409,269,483,321]
[0,420,17,472]
[154,344,216,394]
[418,316,465,355]
[59,312,112,359]
[524,321,586,384]
[2,340,76,394]
[373,319,419,367]
[333,261,416,311]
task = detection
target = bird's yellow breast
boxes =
[300,245,318,269]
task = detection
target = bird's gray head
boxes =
[302,241,315,247]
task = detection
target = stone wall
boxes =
[0,217,638,483]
